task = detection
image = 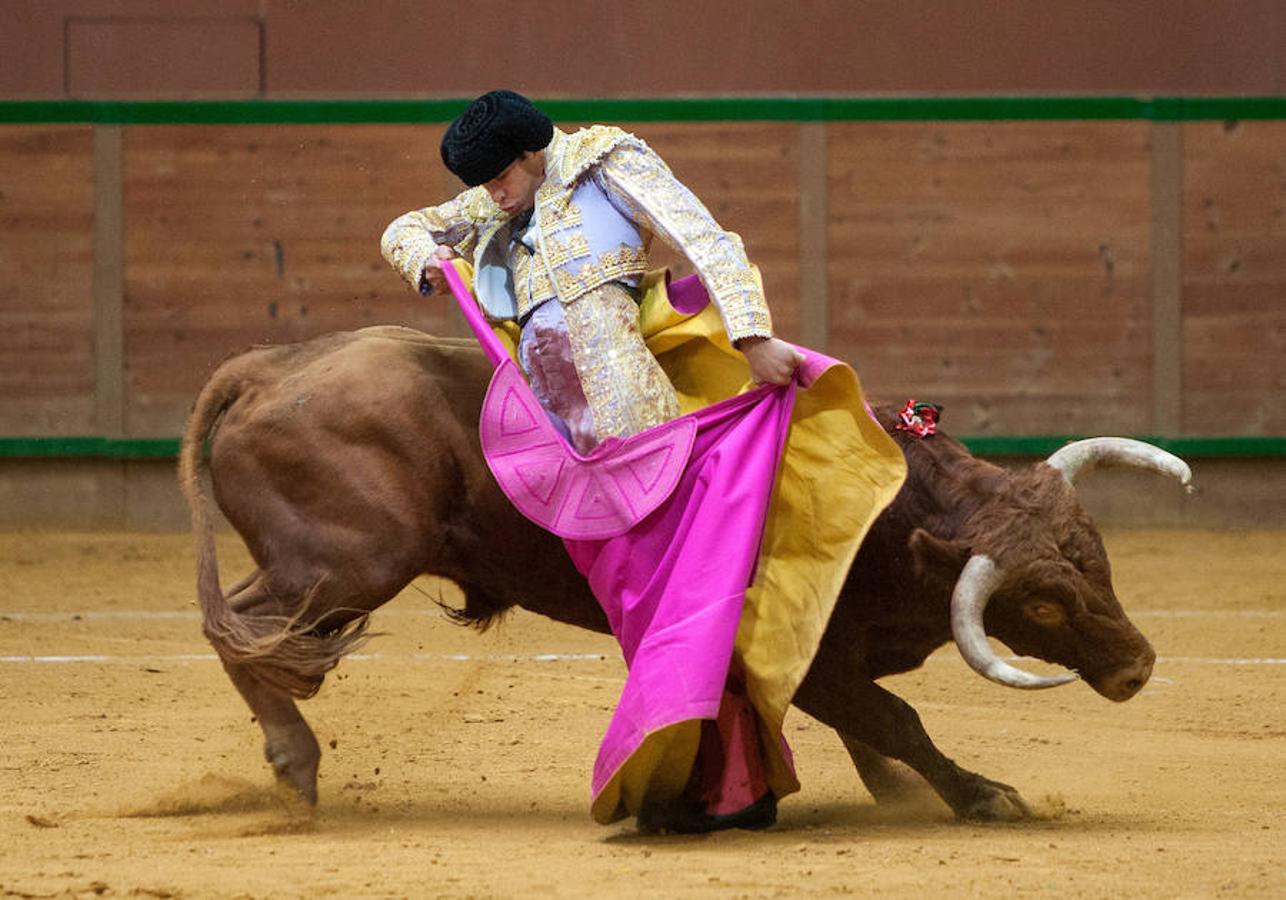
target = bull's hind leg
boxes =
[793,665,1032,821]
[221,656,322,803]
[218,577,325,803]
[214,549,419,804]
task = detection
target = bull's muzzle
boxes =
[1089,647,1156,702]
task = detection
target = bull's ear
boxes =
[908,529,971,582]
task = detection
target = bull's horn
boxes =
[1046,437,1192,490]
[950,555,1079,690]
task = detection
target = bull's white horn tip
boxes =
[992,667,1079,690]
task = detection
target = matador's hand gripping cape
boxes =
[440,260,906,824]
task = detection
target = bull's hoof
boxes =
[952,777,1032,822]
[264,735,320,805]
[268,752,319,805]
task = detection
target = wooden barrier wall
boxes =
[0,126,96,435]
[1,117,1282,442]
[828,121,1154,436]
[1183,122,1286,436]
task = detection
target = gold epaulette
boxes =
[554,126,636,186]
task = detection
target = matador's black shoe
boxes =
[637,792,777,835]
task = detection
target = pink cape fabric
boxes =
[442,262,841,813]
[562,379,796,802]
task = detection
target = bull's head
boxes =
[921,438,1191,701]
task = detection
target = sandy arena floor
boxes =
[0,528,1282,899]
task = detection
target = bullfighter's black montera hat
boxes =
[440,90,554,187]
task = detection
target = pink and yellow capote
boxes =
[442,260,907,824]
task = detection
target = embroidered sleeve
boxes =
[380,187,491,292]
[594,139,773,342]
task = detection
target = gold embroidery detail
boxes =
[562,284,679,442]
[551,126,633,186]
[510,227,558,318]
[541,194,582,233]
[532,265,556,303]
[512,251,536,315]
[553,244,649,301]
[514,261,557,317]
[554,268,582,298]
[542,233,591,268]
[597,244,650,281]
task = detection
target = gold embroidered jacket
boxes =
[380,126,773,342]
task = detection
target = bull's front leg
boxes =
[835,732,933,805]
[792,665,1032,822]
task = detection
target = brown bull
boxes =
[179,325,1191,822]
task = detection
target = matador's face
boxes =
[483,151,547,217]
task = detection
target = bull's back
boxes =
[215,328,489,432]
[207,330,494,578]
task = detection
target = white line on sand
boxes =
[1,652,1282,666]
[3,608,1279,623]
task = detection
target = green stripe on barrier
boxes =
[0,99,467,125]
[0,96,1284,125]
[962,435,1286,458]
[1148,96,1286,121]
[0,435,1281,460]
[0,437,180,459]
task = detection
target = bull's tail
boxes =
[178,358,369,699]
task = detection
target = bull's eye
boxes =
[1023,600,1067,626]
